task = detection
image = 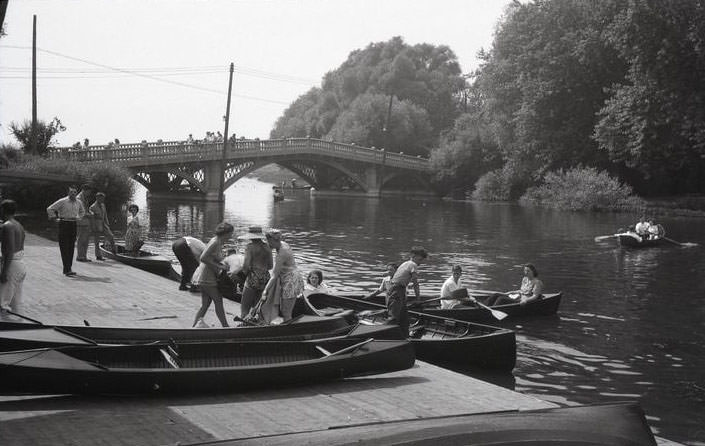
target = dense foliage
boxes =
[271,37,466,156]
[520,167,643,211]
[0,147,134,211]
[470,0,705,198]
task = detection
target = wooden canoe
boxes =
[0,338,415,395]
[336,291,562,324]
[0,314,377,346]
[99,243,174,277]
[294,293,516,371]
[252,402,657,446]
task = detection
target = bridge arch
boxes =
[130,167,206,193]
[222,157,368,192]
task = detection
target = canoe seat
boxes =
[160,348,182,369]
[318,307,345,316]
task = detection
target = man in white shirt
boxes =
[634,216,649,236]
[440,265,464,309]
[47,186,85,276]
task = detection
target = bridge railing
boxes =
[49,138,430,171]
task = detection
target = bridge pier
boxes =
[203,161,225,202]
[364,166,382,198]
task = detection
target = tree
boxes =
[474,0,627,188]
[10,117,66,156]
[594,0,705,194]
[271,37,466,155]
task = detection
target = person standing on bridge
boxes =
[47,186,85,277]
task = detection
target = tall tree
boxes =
[271,37,466,155]
[475,0,626,182]
[594,0,705,194]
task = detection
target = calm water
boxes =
[29,177,705,444]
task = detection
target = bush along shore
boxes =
[1,146,134,212]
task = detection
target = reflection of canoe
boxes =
[0,337,415,395]
[256,402,657,446]
[0,314,397,350]
[295,293,516,371]
[99,243,173,277]
[339,291,562,324]
[618,232,664,248]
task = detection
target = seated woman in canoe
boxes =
[481,263,544,307]
[302,269,331,297]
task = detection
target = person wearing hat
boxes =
[172,235,206,291]
[88,192,115,259]
[238,226,273,319]
[260,229,304,323]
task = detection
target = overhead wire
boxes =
[0,44,315,103]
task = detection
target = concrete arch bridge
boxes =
[50,138,433,201]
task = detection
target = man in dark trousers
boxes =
[172,236,205,291]
[47,186,85,276]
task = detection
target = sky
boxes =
[0,0,511,147]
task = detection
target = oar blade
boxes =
[594,234,618,242]
[491,309,509,320]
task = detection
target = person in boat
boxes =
[363,263,397,301]
[238,226,273,319]
[440,265,464,309]
[0,200,26,316]
[386,247,428,334]
[303,269,330,297]
[124,204,144,254]
[75,183,95,263]
[634,216,649,237]
[191,222,234,328]
[47,185,86,277]
[89,192,116,259]
[483,263,544,307]
[647,220,661,240]
[172,235,206,291]
[260,229,304,324]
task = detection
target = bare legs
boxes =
[193,285,229,327]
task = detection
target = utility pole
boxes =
[31,14,37,154]
[219,62,234,201]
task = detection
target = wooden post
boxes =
[31,15,37,154]
[220,62,234,200]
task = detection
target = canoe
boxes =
[0,337,415,395]
[618,232,664,248]
[295,293,516,371]
[99,243,174,277]
[339,291,562,324]
[0,314,377,347]
[249,402,657,446]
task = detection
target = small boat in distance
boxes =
[99,243,173,277]
[273,185,285,202]
[617,231,665,248]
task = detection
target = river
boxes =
[27,177,705,444]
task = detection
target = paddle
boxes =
[5,310,43,325]
[662,236,698,247]
[594,233,628,242]
[473,300,509,320]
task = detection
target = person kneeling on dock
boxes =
[386,247,427,334]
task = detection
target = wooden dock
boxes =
[0,234,677,445]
